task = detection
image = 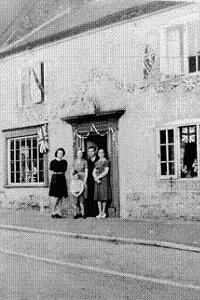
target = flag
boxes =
[38,124,49,153]
[181,126,196,143]
[143,45,155,79]
[32,68,45,96]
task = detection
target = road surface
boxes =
[0,229,200,299]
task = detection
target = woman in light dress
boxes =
[93,149,111,219]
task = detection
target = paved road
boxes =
[0,229,200,299]
[1,253,200,300]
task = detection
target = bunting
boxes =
[38,124,49,153]
[143,44,156,79]
[74,124,114,139]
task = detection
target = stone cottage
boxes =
[0,0,199,219]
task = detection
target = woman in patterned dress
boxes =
[93,149,111,219]
[49,148,68,218]
[72,149,88,218]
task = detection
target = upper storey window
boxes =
[166,25,184,75]
[162,17,200,75]
[188,20,200,73]
[18,61,45,107]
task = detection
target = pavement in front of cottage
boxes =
[0,208,200,299]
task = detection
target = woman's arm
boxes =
[93,168,101,183]
[92,168,96,178]
[49,160,54,171]
[97,167,109,179]
[71,161,75,178]
[84,168,88,185]
[92,168,98,181]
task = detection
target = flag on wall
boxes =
[38,124,49,153]
[32,68,45,96]
[143,44,155,79]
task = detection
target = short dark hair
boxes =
[88,146,96,152]
[55,148,65,157]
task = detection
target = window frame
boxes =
[17,61,45,108]
[3,126,48,187]
[158,120,200,180]
[158,126,176,179]
[160,13,200,76]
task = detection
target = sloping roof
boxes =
[0,0,81,48]
[0,0,189,59]
[0,0,29,41]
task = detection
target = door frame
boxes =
[62,110,124,217]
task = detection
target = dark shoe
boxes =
[73,214,79,219]
[51,214,56,218]
[55,214,62,218]
[79,213,86,219]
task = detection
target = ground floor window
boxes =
[159,123,199,179]
[3,125,48,186]
[8,135,45,184]
[180,126,197,178]
[160,129,175,176]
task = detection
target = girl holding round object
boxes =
[70,170,85,218]
[72,148,88,217]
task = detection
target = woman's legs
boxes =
[96,201,107,218]
[101,202,106,217]
[50,196,56,215]
[97,201,102,215]
[80,202,85,216]
[55,197,62,216]
[73,196,80,218]
[50,197,62,217]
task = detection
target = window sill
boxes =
[4,184,49,188]
[177,177,199,181]
[16,101,46,109]
[159,177,200,181]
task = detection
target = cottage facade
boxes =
[0,0,200,219]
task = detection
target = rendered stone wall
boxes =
[0,3,200,219]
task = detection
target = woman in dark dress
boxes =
[93,149,111,219]
[49,148,68,218]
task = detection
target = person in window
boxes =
[182,142,197,178]
[87,146,99,217]
[93,149,112,219]
[49,148,68,218]
[72,148,88,217]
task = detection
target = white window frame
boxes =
[158,127,176,179]
[160,13,200,76]
[158,119,200,180]
[3,126,48,187]
[17,61,45,108]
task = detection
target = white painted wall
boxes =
[0,3,200,219]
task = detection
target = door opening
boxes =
[84,132,109,217]
[66,110,125,218]
[85,132,108,159]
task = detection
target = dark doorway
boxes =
[85,133,109,217]
[64,110,126,218]
[85,133,108,159]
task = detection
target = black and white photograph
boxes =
[0,0,200,299]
